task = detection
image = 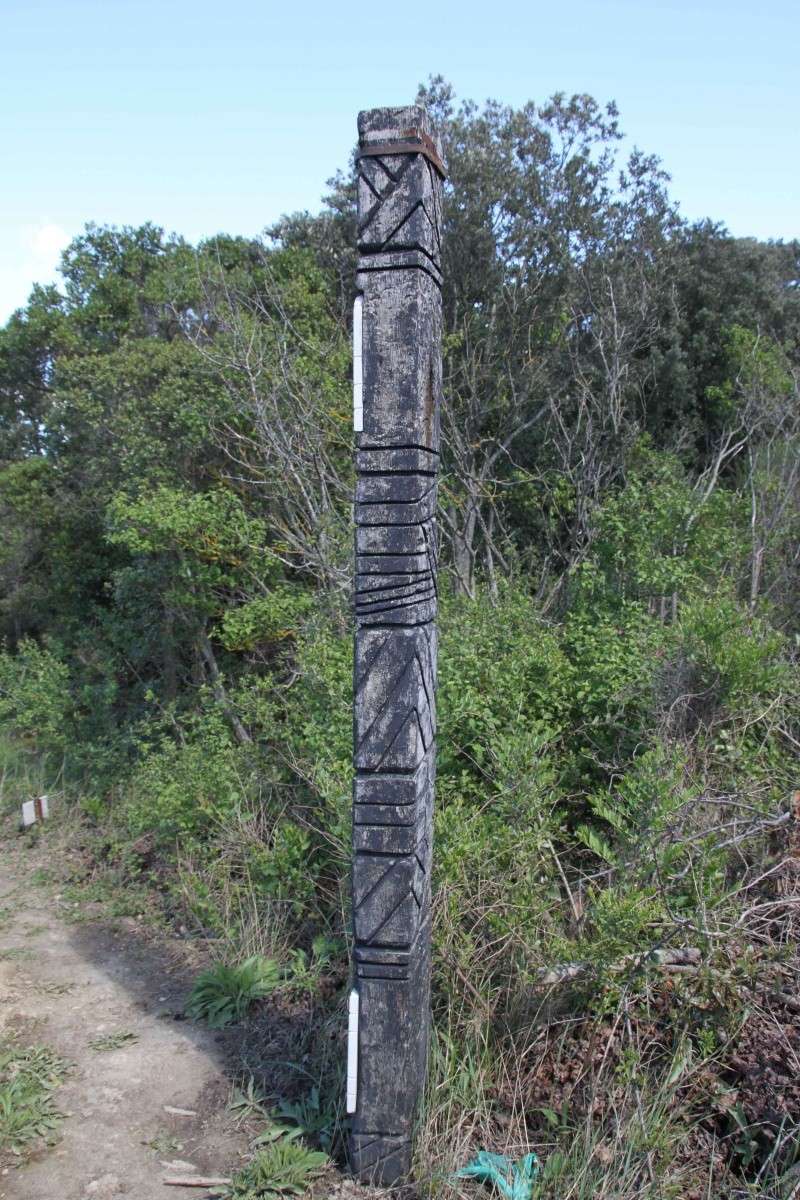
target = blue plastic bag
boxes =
[454,1149,540,1199]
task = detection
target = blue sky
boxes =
[1,0,797,322]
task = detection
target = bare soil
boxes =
[0,830,260,1199]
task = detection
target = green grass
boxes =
[218,1132,328,1199]
[0,1042,70,1159]
[88,1030,139,1052]
[145,1131,183,1155]
[186,955,281,1029]
[60,876,151,923]
[0,732,61,820]
[32,980,75,996]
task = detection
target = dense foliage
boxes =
[1,79,799,1196]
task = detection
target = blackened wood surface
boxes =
[350,104,444,1186]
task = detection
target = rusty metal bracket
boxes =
[358,127,446,178]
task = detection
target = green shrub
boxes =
[0,639,72,755]
[577,744,690,863]
[437,584,570,799]
[677,589,789,710]
[560,595,666,777]
[123,710,250,844]
[245,822,318,911]
[589,438,747,605]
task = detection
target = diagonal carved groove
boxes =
[371,705,428,771]
[358,169,382,201]
[352,855,400,910]
[358,156,416,232]
[355,587,436,612]
[360,878,420,943]
[353,629,393,695]
[354,649,419,757]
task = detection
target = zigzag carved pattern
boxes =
[358,154,415,227]
[354,628,436,772]
[353,802,432,945]
[353,625,434,948]
[357,154,441,268]
[352,850,423,946]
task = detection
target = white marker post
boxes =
[21,795,49,827]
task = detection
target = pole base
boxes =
[350,1132,411,1186]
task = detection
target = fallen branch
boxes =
[535,946,701,987]
[163,1178,231,1189]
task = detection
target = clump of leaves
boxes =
[0,1042,70,1157]
[228,1076,271,1126]
[272,1086,338,1153]
[186,956,281,1028]
[217,1131,327,1199]
[88,1030,139,1052]
[286,935,343,990]
[34,980,75,997]
[146,1131,182,1155]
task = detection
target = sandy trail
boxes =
[0,834,249,1200]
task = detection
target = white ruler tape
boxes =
[346,988,359,1113]
[353,295,363,433]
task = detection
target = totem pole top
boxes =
[357,105,446,178]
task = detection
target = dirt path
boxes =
[0,833,251,1200]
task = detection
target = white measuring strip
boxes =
[346,988,360,1112]
[353,295,363,432]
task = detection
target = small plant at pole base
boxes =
[185,956,281,1028]
[271,1085,339,1153]
[211,1132,327,1199]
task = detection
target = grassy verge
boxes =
[0,1041,70,1164]
[1,573,799,1197]
[5,738,800,1199]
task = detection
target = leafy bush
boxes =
[0,639,72,755]
[270,1084,339,1153]
[185,956,281,1028]
[677,588,789,710]
[437,585,570,798]
[123,710,251,844]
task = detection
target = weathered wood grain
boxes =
[349,104,444,1186]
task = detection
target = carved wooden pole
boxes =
[348,105,445,1186]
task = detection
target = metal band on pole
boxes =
[357,126,447,178]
